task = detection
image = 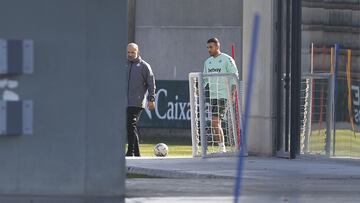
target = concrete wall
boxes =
[242,0,276,156]
[133,0,277,157]
[302,0,360,75]
[242,0,359,156]
[0,0,127,200]
[134,0,243,80]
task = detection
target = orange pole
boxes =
[346,49,356,137]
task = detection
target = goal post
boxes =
[301,72,335,156]
[189,72,244,158]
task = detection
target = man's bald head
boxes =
[128,43,138,50]
[127,43,139,61]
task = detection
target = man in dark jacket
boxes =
[126,43,156,157]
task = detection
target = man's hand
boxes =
[148,101,156,110]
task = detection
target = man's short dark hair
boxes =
[207,38,220,45]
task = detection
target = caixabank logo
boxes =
[144,88,191,121]
[139,80,191,128]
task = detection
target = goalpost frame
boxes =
[189,72,243,158]
[302,72,335,156]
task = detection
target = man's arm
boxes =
[203,61,209,86]
[203,61,208,73]
[145,64,156,110]
[227,57,239,76]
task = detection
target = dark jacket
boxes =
[127,56,156,108]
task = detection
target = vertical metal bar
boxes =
[198,74,207,158]
[275,0,284,154]
[304,78,312,153]
[290,0,302,159]
[189,74,198,157]
[347,49,356,135]
[303,43,314,153]
[311,43,314,73]
[226,76,238,150]
[237,79,245,154]
[326,74,334,156]
[332,43,339,156]
[285,0,291,153]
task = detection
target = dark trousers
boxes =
[126,106,143,156]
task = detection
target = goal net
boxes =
[189,72,244,158]
[300,72,335,156]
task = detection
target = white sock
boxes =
[218,142,225,148]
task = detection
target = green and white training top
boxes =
[203,53,239,99]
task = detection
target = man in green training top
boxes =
[203,37,239,153]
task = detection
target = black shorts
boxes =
[210,99,227,117]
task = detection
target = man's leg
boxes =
[212,116,226,152]
[128,107,143,157]
[126,107,135,156]
[211,99,226,152]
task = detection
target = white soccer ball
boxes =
[154,143,169,157]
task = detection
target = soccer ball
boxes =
[154,143,168,157]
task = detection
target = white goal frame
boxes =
[189,72,244,158]
[301,72,335,156]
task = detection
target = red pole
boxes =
[231,43,235,60]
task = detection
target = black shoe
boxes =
[134,154,141,157]
[125,151,134,157]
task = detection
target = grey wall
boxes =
[301,0,360,76]
[134,0,243,80]
[0,0,127,200]
[242,0,276,156]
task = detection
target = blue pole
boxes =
[233,14,260,203]
[333,43,339,156]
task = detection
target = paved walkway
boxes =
[126,156,360,203]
